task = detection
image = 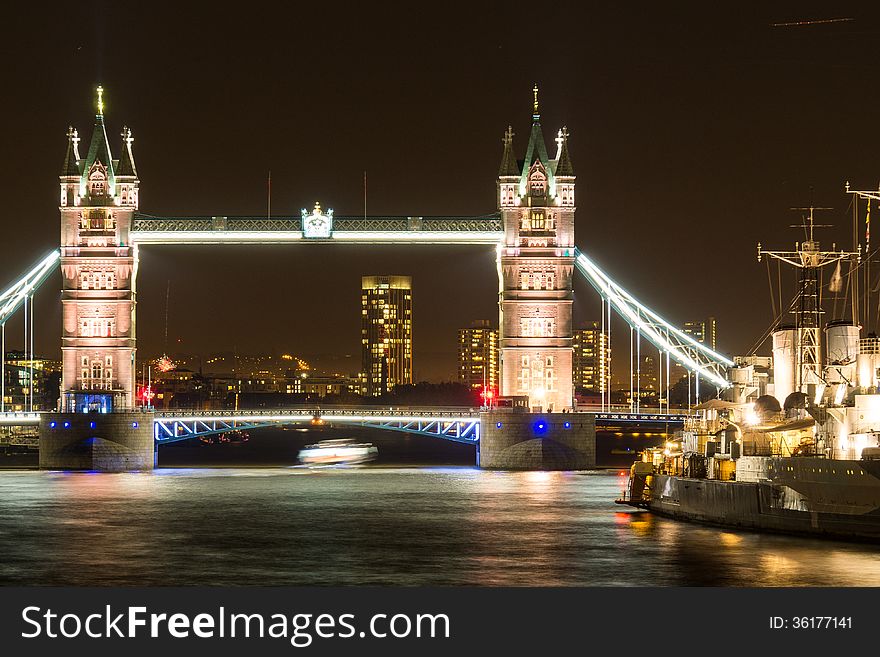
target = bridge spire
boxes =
[498,125,518,177]
[554,127,574,177]
[532,83,540,122]
[520,85,551,187]
[61,126,81,177]
[117,125,137,178]
[82,86,115,186]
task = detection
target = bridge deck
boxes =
[1,407,693,448]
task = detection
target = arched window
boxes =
[529,169,547,196]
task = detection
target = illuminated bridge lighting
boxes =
[152,409,483,445]
[0,250,60,325]
[0,412,41,426]
[574,248,732,389]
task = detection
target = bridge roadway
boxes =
[1,407,693,445]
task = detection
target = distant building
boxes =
[572,322,610,394]
[673,317,718,383]
[637,354,658,396]
[361,276,413,396]
[458,320,498,391]
[684,317,717,351]
[284,371,357,397]
[2,352,61,411]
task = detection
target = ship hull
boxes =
[642,458,880,542]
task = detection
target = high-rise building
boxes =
[458,320,498,391]
[683,317,717,351]
[59,87,139,412]
[673,317,718,384]
[572,322,610,394]
[637,354,658,395]
[497,87,576,412]
[361,276,413,396]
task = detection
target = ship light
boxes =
[744,403,760,426]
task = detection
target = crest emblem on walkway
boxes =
[301,202,333,238]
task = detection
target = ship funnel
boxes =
[771,326,796,405]
[858,334,880,389]
[825,321,859,385]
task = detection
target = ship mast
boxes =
[845,182,879,331]
[758,206,858,395]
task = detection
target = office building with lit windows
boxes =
[572,322,610,394]
[672,317,719,383]
[684,317,717,350]
[458,320,498,391]
[361,276,413,396]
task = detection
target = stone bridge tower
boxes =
[497,87,575,412]
[58,87,139,412]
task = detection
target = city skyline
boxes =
[5,5,880,378]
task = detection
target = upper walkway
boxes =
[130,214,504,245]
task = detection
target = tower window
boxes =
[530,211,545,230]
[520,317,556,337]
[529,172,546,196]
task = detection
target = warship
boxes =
[619,192,880,541]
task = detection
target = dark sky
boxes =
[3,2,880,380]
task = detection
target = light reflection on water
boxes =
[0,467,878,586]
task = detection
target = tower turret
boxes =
[60,126,81,208]
[115,126,139,209]
[498,125,519,209]
[553,127,575,207]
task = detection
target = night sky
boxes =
[3,2,880,381]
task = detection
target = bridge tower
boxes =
[59,87,138,411]
[41,87,153,471]
[497,86,575,412]
[481,88,593,470]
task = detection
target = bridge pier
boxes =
[39,411,155,471]
[478,411,595,470]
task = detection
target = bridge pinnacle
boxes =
[532,84,540,121]
[96,85,104,116]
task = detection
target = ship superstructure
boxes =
[618,192,880,541]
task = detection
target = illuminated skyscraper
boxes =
[572,322,610,394]
[458,320,498,391]
[361,276,413,396]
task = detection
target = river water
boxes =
[1,466,879,586]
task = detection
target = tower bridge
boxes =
[0,86,729,471]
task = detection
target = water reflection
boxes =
[0,468,877,586]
